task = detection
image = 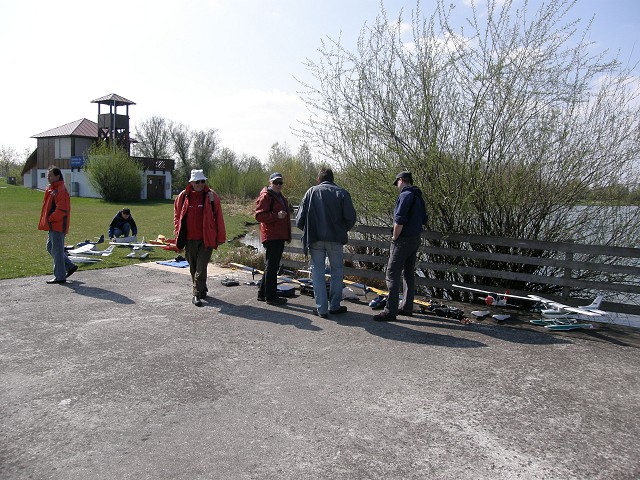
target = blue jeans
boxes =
[310,241,344,315]
[47,230,75,281]
[384,235,421,316]
[113,223,131,237]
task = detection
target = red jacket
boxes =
[38,180,71,234]
[255,186,291,242]
[174,184,226,249]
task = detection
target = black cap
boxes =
[393,171,413,186]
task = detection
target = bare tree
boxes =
[0,146,19,177]
[133,115,173,159]
[192,128,220,174]
[299,0,640,290]
[169,122,193,184]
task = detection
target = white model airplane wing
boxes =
[68,244,97,255]
[68,255,102,263]
[100,245,116,256]
[451,284,535,301]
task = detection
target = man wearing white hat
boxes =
[174,169,227,306]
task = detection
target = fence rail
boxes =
[281,222,640,315]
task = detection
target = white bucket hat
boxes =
[189,169,207,182]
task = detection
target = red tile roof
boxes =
[32,118,98,139]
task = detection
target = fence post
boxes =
[562,241,574,300]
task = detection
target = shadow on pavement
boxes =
[66,280,135,305]
[211,299,323,331]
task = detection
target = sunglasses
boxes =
[193,180,206,184]
[272,181,283,185]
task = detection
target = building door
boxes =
[147,175,165,200]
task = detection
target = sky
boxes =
[1,0,639,162]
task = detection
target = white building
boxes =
[21,93,174,200]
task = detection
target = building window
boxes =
[55,138,71,159]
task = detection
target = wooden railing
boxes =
[282,222,640,315]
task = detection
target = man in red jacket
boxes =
[254,172,291,306]
[174,169,226,306]
[38,166,77,284]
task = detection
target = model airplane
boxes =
[529,318,595,331]
[452,284,607,331]
[529,295,605,318]
[67,255,102,263]
[110,236,177,251]
[451,284,531,307]
[67,244,116,256]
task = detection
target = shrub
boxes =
[86,143,142,202]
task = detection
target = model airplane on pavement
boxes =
[452,284,532,307]
[451,284,607,330]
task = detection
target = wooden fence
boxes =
[281,222,640,315]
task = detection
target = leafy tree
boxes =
[267,142,321,204]
[208,147,239,197]
[86,142,142,202]
[299,0,640,290]
[238,155,268,200]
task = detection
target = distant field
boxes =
[0,181,255,280]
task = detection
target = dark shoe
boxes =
[66,264,78,278]
[398,309,413,317]
[266,297,287,306]
[192,295,203,307]
[198,291,208,300]
[46,278,66,284]
[313,308,328,319]
[373,311,396,322]
[257,295,265,302]
[329,306,348,315]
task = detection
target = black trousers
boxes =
[259,239,285,300]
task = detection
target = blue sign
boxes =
[70,156,84,168]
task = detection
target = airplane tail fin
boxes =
[586,295,604,309]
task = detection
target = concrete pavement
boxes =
[1,263,639,479]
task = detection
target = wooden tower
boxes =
[91,93,136,153]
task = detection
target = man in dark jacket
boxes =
[108,208,138,239]
[254,172,291,306]
[374,171,428,321]
[296,168,357,318]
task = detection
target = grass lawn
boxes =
[0,180,256,280]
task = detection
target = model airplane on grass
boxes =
[110,236,178,251]
[67,255,102,263]
[67,244,116,256]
